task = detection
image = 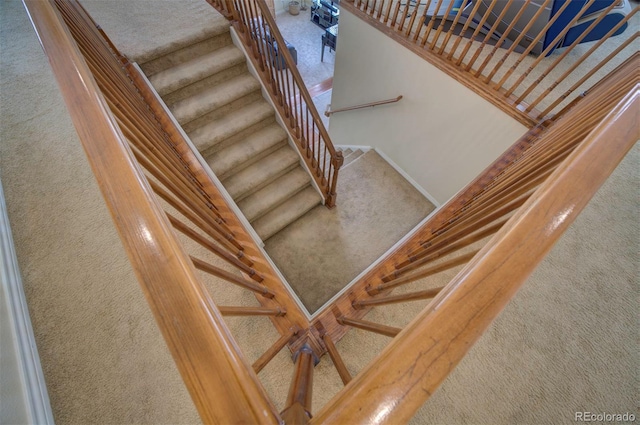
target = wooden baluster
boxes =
[390,218,509,278]
[464,0,514,71]
[368,250,478,295]
[483,0,552,83]
[437,0,469,55]
[354,285,444,308]
[454,0,498,65]
[149,179,245,255]
[473,0,531,76]
[383,0,394,23]
[526,9,638,114]
[376,0,385,20]
[319,331,352,385]
[405,0,422,38]
[446,0,483,60]
[137,152,238,241]
[504,0,597,97]
[412,12,428,43]
[112,115,216,215]
[420,0,445,47]
[190,256,275,298]
[428,0,457,50]
[514,0,621,106]
[493,0,573,91]
[167,213,260,276]
[538,38,639,119]
[253,329,297,374]
[397,0,413,32]
[218,306,286,316]
[416,194,530,256]
[337,316,401,337]
[390,1,402,27]
[281,345,315,424]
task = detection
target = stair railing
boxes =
[325,95,403,116]
[25,0,638,422]
[210,0,344,207]
[310,54,639,423]
[24,0,315,422]
[343,0,638,127]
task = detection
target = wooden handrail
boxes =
[24,0,286,422]
[324,95,403,116]
[25,0,639,422]
[311,83,639,424]
[218,0,344,207]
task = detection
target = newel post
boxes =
[326,150,344,208]
[281,345,317,424]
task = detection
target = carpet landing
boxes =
[265,150,436,312]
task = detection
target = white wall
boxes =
[328,9,528,204]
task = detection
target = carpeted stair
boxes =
[339,147,365,168]
[139,24,321,241]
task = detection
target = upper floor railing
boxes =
[25,0,638,423]
[343,0,638,127]
[209,0,344,207]
[23,0,312,421]
[309,48,638,421]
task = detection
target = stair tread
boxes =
[150,45,246,96]
[188,100,274,152]
[137,20,231,67]
[223,146,301,201]
[253,186,322,241]
[342,149,365,167]
[171,73,260,125]
[207,124,288,178]
[238,168,313,222]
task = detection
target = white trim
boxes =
[0,176,55,425]
[131,63,313,320]
[228,26,327,205]
[335,144,373,152]
[374,148,441,207]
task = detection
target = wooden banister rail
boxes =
[343,0,638,126]
[325,95,403,116]
[24,0,293,422]
[312,83,639,425]
[212,0,344,207]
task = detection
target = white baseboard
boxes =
[374,148,441,207]
[0,177,55,425]
[131,63,313,321]
[334,144,373,152]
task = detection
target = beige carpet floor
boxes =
[275,8,336,88]
[1,0,637,424]
[265,150,436,312]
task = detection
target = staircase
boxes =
[139,23,322,241]
[339,148,365,168]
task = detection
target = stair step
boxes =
[342,148,353,156]
[188,100,274,153]
[170,73,261,125]
[342,149,365,167]
[223,146,301,202]
[207,124,288,179]
[252,186,322,241]
[150,45,246,97]
[139,22,232,76]
[238,168,313,222]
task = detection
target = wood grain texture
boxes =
[310,84,639,425]
[24,1,282,422]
